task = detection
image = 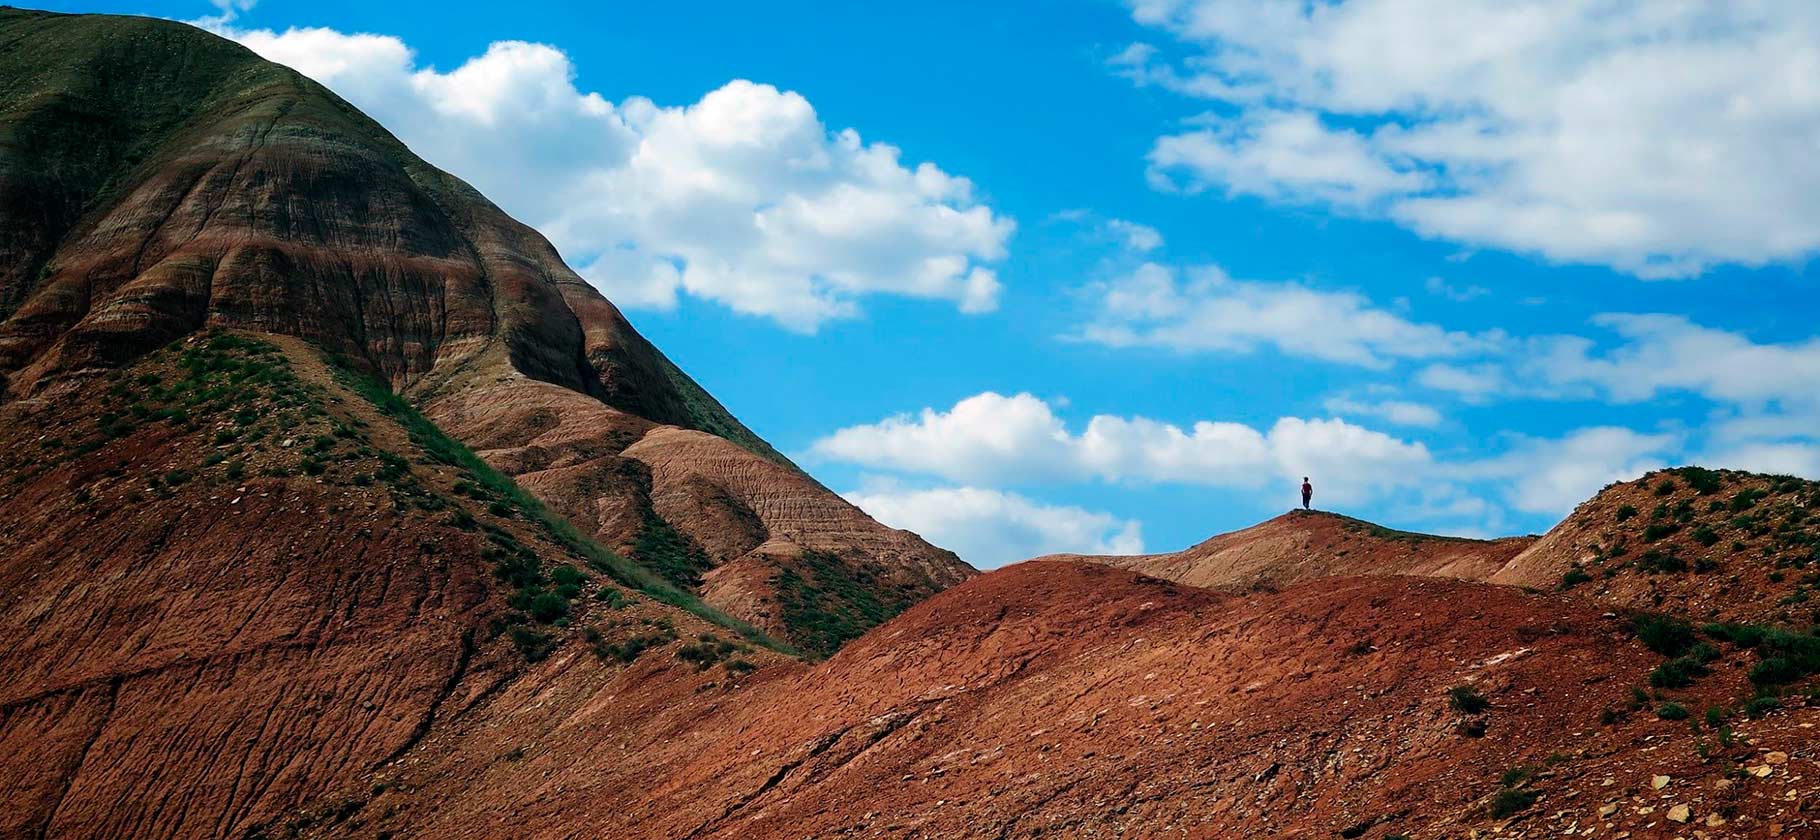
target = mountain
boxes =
[1041,508,1534,591]
[3,9,1817,840]
[0,7,970,657]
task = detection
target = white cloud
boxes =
[1148,110,1430,206]
[1523,315,1820,408]
[1700,442,1820,479]
[1424,276,1489,302]
[1125,0,1820,277]
[1075,262,1488,368]
[1417,314,1820,413]
[216,26,1013,331]
[1105,218,1165,252]
[1323,396,1444,428]
[843,482,1143,568]
[811,391,1431,505]
[1455,427,1679,515]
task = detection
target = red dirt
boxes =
[1047,508,1534,591]
[1492,469,1820,625]
[0,8,971,654]
[3,12,1816,840]
[293,561,1819,839]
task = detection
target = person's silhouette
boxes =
[1301,477,1313,510]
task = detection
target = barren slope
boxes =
[0,331,776,838]
[0,8,970,653]
[307,561,1819,839]
[1048,508,1533,591]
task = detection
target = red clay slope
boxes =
[1491,468,1820,627]
[0,8,970,654]
[1047,508,1534,591]
[0,331,781,839]
[323,561,1819,838]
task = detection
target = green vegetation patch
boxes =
[633,509,715,589]
[774,550,920,658]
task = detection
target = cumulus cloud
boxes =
[811,391,1431,505]
[216,25,1013,331]
[1074,262,1488,367]
[1322,396,1443,428]
[815,391,1714,518]
[1453,427,1680,515]
[1148,110,1430,206]
[1700,442,1820,479]
[1124,0,1820,277]
[843,482,1143,568]
[1417,314,1820,412]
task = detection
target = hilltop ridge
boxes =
[1045,507,1534,591]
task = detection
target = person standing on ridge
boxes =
[1301,477,1313,510]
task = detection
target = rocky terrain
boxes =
[0,7,969,657]
[1491,467,1820,627]
[1,9,1816,840]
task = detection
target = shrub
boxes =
[526,591,569,624]
[1642,523,1680,542]
[1706,622,1768,647]
[1731,488,1768,512]
[1490,787,1537,818]
[1448,685,1491,714]
[1675,467,1724,495]
[1744,695,1781,717]
[1656,702,1689,720]
[1692,526,1720,547]
[1616,504,1638,522]
[1561,567,1593,590]
[550,565,585,587]
[509,626,555,662]
[1746,629,1820,687]
[1633,613,1696,656]
[1637,549,1687,573]
[1649,657,1709,689]
[1655,479,1677,496]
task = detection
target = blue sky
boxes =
[44,0,1820,566]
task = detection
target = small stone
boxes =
[1764,751,1788,765]
[1748,765,1774,778]
[1667,804,1690,823]
[1600,803,1619,818]
[1651,775,1671,790]
[1705,813,1727,827]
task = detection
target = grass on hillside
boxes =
[773,550,922,659]
[323,351,793,656]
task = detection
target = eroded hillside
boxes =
[0,331,781,838]
[0,8,969,654]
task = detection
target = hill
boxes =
[0,7,970,656]
[270,561,1819,838]
[2,9,1817,840]
[1045,508,1533,591]
[1491,467,1820,627]
[0,330,797,837]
